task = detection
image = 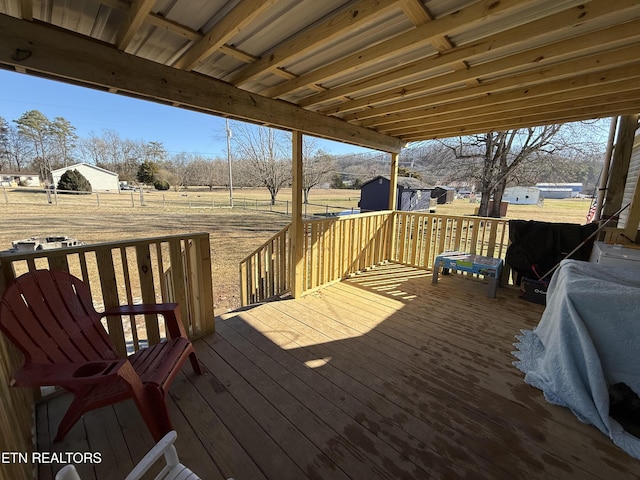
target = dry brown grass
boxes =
[0,187,593,312]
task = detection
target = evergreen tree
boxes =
[57,169,92,192]
[137,160,158,184]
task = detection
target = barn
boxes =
[51,163,119,192]
[359,176,435,212]
[503,186,541,205]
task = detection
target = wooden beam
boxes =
[302,13,640,109]
[399,103,640,141]
[173,0,275,71]
[388,152,399,210]
[229,0,401,87]
[290,131,304,298]
[146,12,201,41]
[380,89,640,136]
[0,14,402,153]
[333,41,640,120]
[261,0,534,99]
[115,0,156,50]
[359,66,640,128]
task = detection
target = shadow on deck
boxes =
[37,263,640,479]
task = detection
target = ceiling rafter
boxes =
[335,43,640,122]
[359,65,640,129]
[173,0,276,71]
[378,80,640,134]
[401,102,640,141]
[297,0,637,109]
[384,88,640,137]
[260,0,544,100]
[228,0,402,87]
[399,0,454,53]
[1,0,639,143]
[115,0,156,50]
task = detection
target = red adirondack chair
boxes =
[0,269,202,442]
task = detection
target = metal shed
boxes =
[431,186,455,204]
[503,186,542,205]
[359,176,435,212]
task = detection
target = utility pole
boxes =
[226,118,234,208]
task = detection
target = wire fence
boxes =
[0,186,360,218]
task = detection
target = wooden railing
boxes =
[240,211,509,305]
[0,232,215,354]
[240,225,291,306]
[391,211,509,270]
[301,211,393,292]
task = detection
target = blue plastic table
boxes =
[432,251,503,298]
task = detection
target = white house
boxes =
[52,163,119,191]
[503,186,541,205]
[0,171,41,186]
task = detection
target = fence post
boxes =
[96,192,100,207]
[2,187,7,204]
[131,191,135,207]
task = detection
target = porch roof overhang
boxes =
[0,0,638,154]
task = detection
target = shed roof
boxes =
[362,175,429,189]
[0,1,638,152]
[51,163,118,177]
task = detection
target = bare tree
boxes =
[189,157,227,190]
[439,126,563,217]
[232,123,291,205]
[0,117,9,171]
[302,139,334,203]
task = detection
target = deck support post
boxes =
[387,152,400,260]
[388,152,399,210]
[290,130,304,298]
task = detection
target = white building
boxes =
[503,186,541,205]
[52,163,119,191]
[535,183,583,199]
[0,171,40,186]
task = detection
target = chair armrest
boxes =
[124,430,181,480]
[101,303,187,339]
[12,359,131,388]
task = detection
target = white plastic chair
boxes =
[55,430,203,480]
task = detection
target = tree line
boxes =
[1,109,608,216]
[0,110,335,202]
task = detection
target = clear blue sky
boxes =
[0,69,374,158]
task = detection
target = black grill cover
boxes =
[506,220,598,283]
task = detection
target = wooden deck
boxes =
[37,263,640,479]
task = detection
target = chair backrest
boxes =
[0,270,118,365]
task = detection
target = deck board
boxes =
[37,263,640,479]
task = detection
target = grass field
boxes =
[0,187,593,312]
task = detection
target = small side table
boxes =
[432,251,504,298]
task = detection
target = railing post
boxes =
[290,131,304,298]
